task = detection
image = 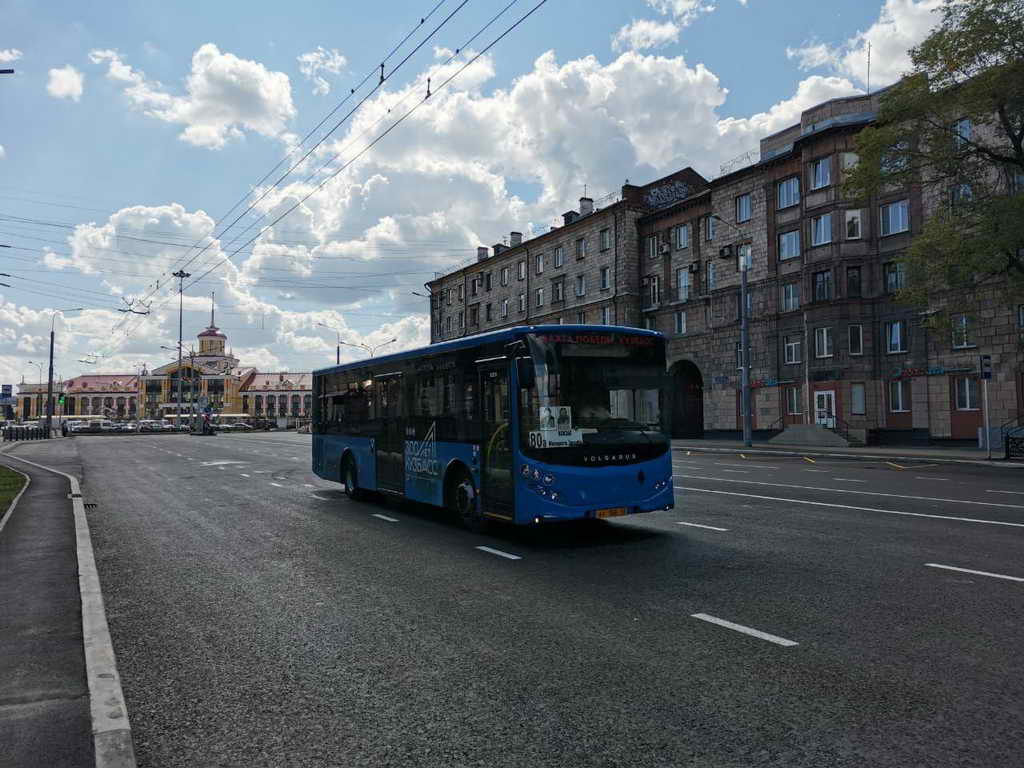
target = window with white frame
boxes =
[784,333,802,364]
[845,210,862,239]
[815,327,833,358]
[734,290,752,319]
[674,223,689,249]
[484,272,492,291]
[553,246,564,268]
[646,235,658,259]
[952,117,972,151]
[576,311,586,323]
[779,229,801,260]
[518,293,526,312]
[786,386,801,415]
[501,266,509,286]
[575,238,587,260]
[880,199,910,236]
[736,193,752,223]
[553,280,564,303]
[813,270,833,301]
[884,262,905,294]
[575,274,586,297]
[955,376,979,410]
[674,310,686,334]
[950,183,974,208]
[535,288,544,307]
[889,379,910,412]
[445,316,452,333]
[643,316,656,331]
[811,213,832,246]
[600,266,610,290]
[781,282,800,312]
[840,152,859,170]
[706,215,716,241]
[446,288,453,305]
[706,261,717,291]
[1019,304,1024,328]
[811,157,831,190]
[536,252,545,275]
[470,276,479,297]
[735,342,744,370]
[644,275,660,307]
[676,268,690,301]
[951,313,973,348]
[485,303,492,321]
[458,311,464,329]
[885,320,908,353]
[849,324,863,355]
[600,228,611,250]
[501,298,509,318]
[851,383,866,415]
[737,243,752,271]
[518,260,526,280]
[457,284,464,301]
[777,177,800,209]
[600,306,612,325]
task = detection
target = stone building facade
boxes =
[427,88,1024,444]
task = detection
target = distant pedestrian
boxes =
[61,421,68,437]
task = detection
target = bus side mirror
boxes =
[516,358,535,389]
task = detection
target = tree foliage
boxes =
[843,0,1024,317]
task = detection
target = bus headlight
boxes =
[543,473,555,485]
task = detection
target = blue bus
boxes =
[311,325,674,529]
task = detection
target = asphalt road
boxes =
[42,434,1024,766]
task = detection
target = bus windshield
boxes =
[519,331,669,466]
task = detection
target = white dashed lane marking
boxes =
[269,482,284,488]
[925,563,1024,582]
[372,513,399,523]
[240,473,250,478]
[677,521,729,532]
[476,546,522,561]
[832,478,866,483]
[691,613,798,647]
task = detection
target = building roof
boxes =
[242,372,312,391]
[64,375,139,392]
[198,325,227,338]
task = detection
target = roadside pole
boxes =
[980,354,992,460]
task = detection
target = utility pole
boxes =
[172,270,191,430]
[46,308,83,437]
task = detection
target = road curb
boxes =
[1,449,138,768]
[672,445,1023,468]
[0,445,31,536]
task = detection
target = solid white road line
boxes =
[240,473,251,478]
[372,513,399,523]
[691,613,798,647]
[677,521,729,532]
[476,545,522,561]
[924,563,1024,582]
[721,469,747,473]
[804,469,827,472]
[672,473,1024,510]
[919,477,949,481]
[674,485,1024,528]
[833,478,866,483]
[987,489,1024,495]
[714,462,778,469]
[269,482,284,488]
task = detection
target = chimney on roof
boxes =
[579,197,593,216]
[562,210,579,226]
[476,246,489,261]
[492,243,508,257]
[509,231,523,247]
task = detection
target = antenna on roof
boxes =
[210,292,215,327]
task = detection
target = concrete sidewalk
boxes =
[671,438,1022,466]
[0,443,93,768]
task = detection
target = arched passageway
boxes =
[670,360,704,438]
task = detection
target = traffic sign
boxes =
[979,354,992,380]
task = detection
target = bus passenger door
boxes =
[376,374,405,493]
[478,364,514,520]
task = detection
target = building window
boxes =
[849,324,863,355]
[517,260,525,280]
[500,266,509,286]
[457,285,464,301]
[889,379,910,412]
[735,342,744,370]
[469,305,479,325]
[884,262,905,294]
[811,213,832,246]
[951,313,974,348]
[576,311,586,323]
[840,152,859,171]
[600,228,611,250]
[784,333,802,364]
[485,303,492,321]
[706,261,717,291]
[676,268,690,301]
[575,238,587,260]
[851,383,866,415]
[815,327,833,358]
[644,275,660,307]
[880,199,910,236]
[846,267,862,298]
[445,316,452,333]
[705,215,717,241]
[736,193,752,223]
[646,235,658,259]
[518,293,526,312]
[952,117,972,151]
[553,281,564,303]
[810,156,831,190]
[446,288,453,306]
[813,270,833,301]
[674,310,686,335]
[737,243,752,272]
[470,277,479,297]
[950,183,974,209]
[554,246,564,268]
[600,306,613,325]
[535,288,544,307]
[734,290,752,319]
[781,282,800,312]
[536,252,545,275]
[955,376,979,410]
[779,230,801,260]
[674,223,689,249]
[845,210,862,240]
[575,274,586,297]
[777,177,800,209]
[885,320,908,353]
[501,298,509,318]
[786,386,802,415]
[598,266,610,290]
[1018,304,1024,328]
[458,311,464,329]
[643,316,656,331]
[485,272,493,291]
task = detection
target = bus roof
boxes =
[313,324,664,377]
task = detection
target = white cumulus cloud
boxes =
[89,44,296,149]
[46,65,84,101]
[786,0,942,87]
[0,144,5,160]
[645,0,716,26]
[297,46,347,95]
[0,48,22,63]
[612,19,681,52]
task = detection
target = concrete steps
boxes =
[769,424,856,448]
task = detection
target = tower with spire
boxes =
[195,292,237,370]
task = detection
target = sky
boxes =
[0,0,945,388]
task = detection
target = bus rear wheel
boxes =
[450,469,485,533]
[342,456,365,501]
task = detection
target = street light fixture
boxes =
[45,308,84,437]
[316,322,344,365]
[711,214,752,448]
[27,360,43,421]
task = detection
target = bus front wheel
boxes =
[449,468,485,533]
[342,456,365,501]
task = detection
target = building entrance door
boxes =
[815,390,836,428]
[478,363,514,520]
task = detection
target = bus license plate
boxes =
[595,507,627,519]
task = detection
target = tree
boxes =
[843,0,1024,318]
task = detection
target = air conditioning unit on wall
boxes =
[718,245,734,259]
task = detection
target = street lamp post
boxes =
[316,323,396,359]
[712,214,752,448]
[27,361,43,421]
[172,270,191,432]
[46,308,84,437]
[316,322,342,365]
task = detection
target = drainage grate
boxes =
[84,502,98,510]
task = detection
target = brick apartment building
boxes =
[427,89,1024,444]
